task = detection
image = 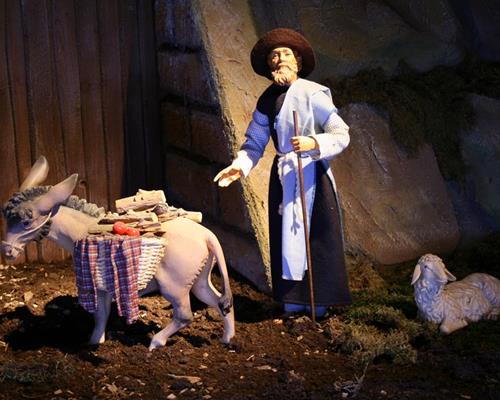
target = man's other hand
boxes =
[290,136,318,153]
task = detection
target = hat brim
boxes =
[251,28,315,80]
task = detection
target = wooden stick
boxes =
[115,189,166,213]
[293,110,316,324]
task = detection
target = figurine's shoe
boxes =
[284,303,307,313]
[278,303,306,319]
[281,303,329,320]
[305,305,328,318]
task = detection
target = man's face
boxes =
[267,47,300,71]
[267,47,301,86]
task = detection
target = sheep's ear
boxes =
[35,174,78,213]
[20,156,49,191]
[411,265,422,285]
[444,268,456,282]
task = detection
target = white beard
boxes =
[271,65,298,86]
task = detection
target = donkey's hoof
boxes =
[89,334,105,345]
[148,339,165,351]
[220,333,234,345]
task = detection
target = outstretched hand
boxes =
[290,136,318,153]
[214,165,242,187]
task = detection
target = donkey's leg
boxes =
[149,289,193,351]
[89,290,112,344]
[192,260,235,344]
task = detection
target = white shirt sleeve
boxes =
[231,110,271,177]
[308,91,350,161]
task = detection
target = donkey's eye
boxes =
[22,220,31,227]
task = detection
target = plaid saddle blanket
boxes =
[73,236,145,324]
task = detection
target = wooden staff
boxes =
[293,110,316,323]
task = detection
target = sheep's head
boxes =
[411,254,456,285]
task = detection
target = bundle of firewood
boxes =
[88,189,202,237]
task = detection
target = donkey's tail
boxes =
[206,233,233,316]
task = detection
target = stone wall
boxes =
[155,0,500,291]
[154,0,269,290]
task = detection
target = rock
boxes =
[457,95,500,236]
[23,291,33,303]
[253,0,463,78]
[335,103,460,264]
[170,380,190,391]
[451,0,500,62]
[154,0,201,49]
[195,0,273,290]
[167,374,201,385]
[156,0,500,292]
[447,181,496,247]
[157,51,217,106]
[287,370,305,382]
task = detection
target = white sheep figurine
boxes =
[412,254,500,334]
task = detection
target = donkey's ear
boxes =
[411,264,422,285]
[20,156,49,191]
[35,174,79,214]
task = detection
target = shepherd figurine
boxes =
[214,28,352,318]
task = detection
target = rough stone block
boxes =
[249,0,464,78]
[154,0,172,47]
[452,0,500,62]
[165,152,217,217]
[459,94,500,231]
[190,110,231,164]
[158,50,217,106]
[335,103,460,264]
[217,182,253,234]
[203,220,270,293]
[154,0,201,49]
[172,0,202,49]
[161,102,190,150]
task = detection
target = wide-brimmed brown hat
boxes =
[250,28,316,79]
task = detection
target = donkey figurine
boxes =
[2,156,234,350]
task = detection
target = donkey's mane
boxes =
[3,186,105,221]
[64,195,105,217]
[2,186,52,221]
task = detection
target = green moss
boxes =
[345,304,422,336]
[345,252,387,292]
[327,319,419,367]
[328,296,432,366]
[348,288,417,318]
[325,58,500,181]
[327,234,500,368]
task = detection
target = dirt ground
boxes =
[0,260,498,400]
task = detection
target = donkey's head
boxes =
[2,156,78,261]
